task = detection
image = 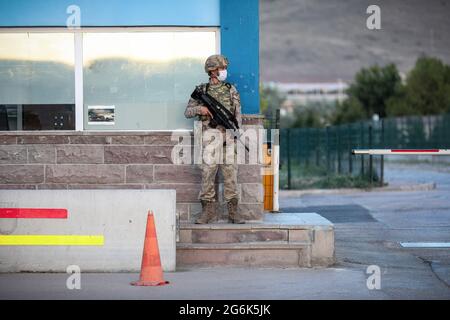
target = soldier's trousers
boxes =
[199,144,238,203]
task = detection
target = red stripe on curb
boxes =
[391,149,440,153]
[0,208,68,219]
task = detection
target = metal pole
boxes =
[272,129,280,212]
[369,124,373,187]
[380,119,384,187]
[348,124,353,174]
[275,109,280,129]
[337,126,341,174]
[316,128,320,166]
[287,129,291,190]
[360,122,364,176]
[326,126,330,174]
[305,130,310,167]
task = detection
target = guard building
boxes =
[0,0,335,271]
[0,0,263,221]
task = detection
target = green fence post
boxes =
[298,129,302,169]
[380,118,384,187]
[275,109,280,129]
[305,129,310,167]
[326,126,330,174]
[446,114,450,148]
[369,124,373,187]
[360,122,364,177]
[348,124,353,174]
[316,128,320,167]
[337,125,341,174]
[287,129,291,190]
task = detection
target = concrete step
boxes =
[177,241,309,249]
[178,224,310,244]
[176,212,335,268]
[177,241,311,268]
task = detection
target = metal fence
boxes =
[276,113,450,190]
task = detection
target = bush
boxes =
[332,96,367,125]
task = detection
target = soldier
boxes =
[185,54,245,224]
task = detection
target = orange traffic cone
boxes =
[131,211,169,286]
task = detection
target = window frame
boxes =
[0,26,221,132]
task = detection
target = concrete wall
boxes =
[0,189,176,272]
[0,118,265,222]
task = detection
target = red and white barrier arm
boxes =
[352,149,450,155]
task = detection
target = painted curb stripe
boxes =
[400,242,450,248]
[0,235,104,246]
[0,208,68,219]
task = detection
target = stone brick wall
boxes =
[0,115,265,222]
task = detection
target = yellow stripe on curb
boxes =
[0,235,104,246]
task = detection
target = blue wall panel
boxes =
[0,0,220,27]
[220,0,260,114]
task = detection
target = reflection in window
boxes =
[0,33,75,130]
[83,32,216,130]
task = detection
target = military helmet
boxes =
[204,54,229,74]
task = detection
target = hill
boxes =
[260,0,450,82]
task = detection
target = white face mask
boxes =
[217,69,228,81]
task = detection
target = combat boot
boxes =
[195,200,217,224]
[227,198,245,224]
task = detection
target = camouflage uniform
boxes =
[184,81,242,203]
[185,54,245,224]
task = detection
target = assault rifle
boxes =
[191,86,250,152]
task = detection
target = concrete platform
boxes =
[177,212,335,268]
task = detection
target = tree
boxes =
[289,101,335,128]
[260,84,286,118]
[386,56,450,116]
[346,63,402,118]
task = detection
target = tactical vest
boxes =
[199,82,235,122]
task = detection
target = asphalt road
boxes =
[282,161,450,299]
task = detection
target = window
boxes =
[0,28,218,131]
[0,33,75,130]
[83,31,216,130]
